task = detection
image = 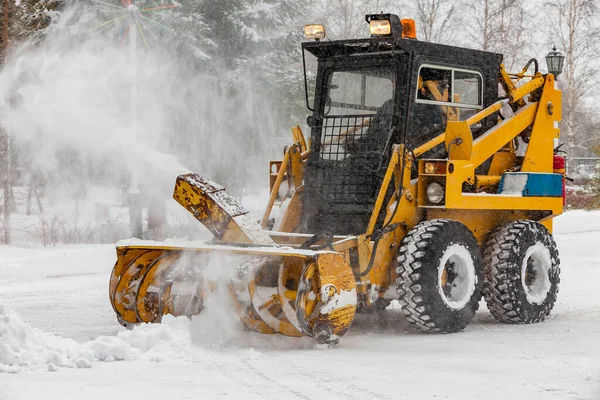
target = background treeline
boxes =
[0,0,598,245]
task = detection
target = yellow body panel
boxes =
[427,209,530,243]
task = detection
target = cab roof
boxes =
[302,37,503,68]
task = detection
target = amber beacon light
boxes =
[401,19,417,39]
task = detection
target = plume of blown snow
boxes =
[0,3,280,218]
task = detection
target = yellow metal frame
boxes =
[439,73,561,215]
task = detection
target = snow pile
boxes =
[0,304,193,373]
[0,304,94,373]
[84,315,193,363]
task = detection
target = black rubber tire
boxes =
[396,219,484,333]
[483,220,560,323]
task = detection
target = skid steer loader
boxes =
[110,14,565,346]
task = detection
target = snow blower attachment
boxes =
[110,13,565,346]
[109,174,357,345]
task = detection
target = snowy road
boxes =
[1,211,600,400]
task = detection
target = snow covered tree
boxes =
[136,0,212,64]
[163,0,313,191]
[11,0,64,45]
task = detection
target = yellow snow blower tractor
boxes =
[110,14,565,346]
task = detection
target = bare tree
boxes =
[413,0,458,44]
[546,0,600,157]
[571,107,600,157]
[464,0,530,70]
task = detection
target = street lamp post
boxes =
[546,46,565,79]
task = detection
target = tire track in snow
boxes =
[209,354,309,399]
[211,358,269,398]
[239,357,311,400]
[252,353,396,400]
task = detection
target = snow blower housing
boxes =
[110,13,564,346]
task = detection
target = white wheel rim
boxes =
[437,244,476,309]
[521,242,552,305]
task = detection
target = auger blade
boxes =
[109,243,357,345]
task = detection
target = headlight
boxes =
[426,182,444,204]
[304,24,325,40]
[369,19,391,36]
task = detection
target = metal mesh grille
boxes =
[319,114,373,162]
[312,113,390,204]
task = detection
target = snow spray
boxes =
[0,3,280,236]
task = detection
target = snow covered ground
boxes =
[1,211,599,400]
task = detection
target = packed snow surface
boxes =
[1,211,600,399]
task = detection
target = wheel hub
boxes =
[521,242,552,305]
[437,244,476,309]
[441,262,459,299]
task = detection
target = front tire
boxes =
[396,219,484,333]
[483,220,560,323]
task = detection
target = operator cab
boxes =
[300,14,502,235]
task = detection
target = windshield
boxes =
[318,68,394,163]
[326,68,394,115]
[304,65,397,234]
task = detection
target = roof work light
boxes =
[365,14,417,39]
[369,19,392,36]
[304,24,326,41]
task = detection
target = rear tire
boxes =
[483,220,560,323]
[396,219,484,333]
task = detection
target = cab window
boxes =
[410,65,483,150]
[416,65,483,114]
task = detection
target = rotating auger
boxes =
[109,174,357,346]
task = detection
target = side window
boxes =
[410,65,483,149]
[416,65,483,112]
[417,67,452,102]
[453,71,482,107]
